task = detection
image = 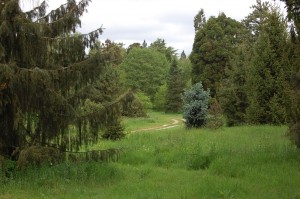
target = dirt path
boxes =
[130,118,182,133]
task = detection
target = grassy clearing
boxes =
[122,111,182,132]
[1,113,300,199]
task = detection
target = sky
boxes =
[25,0,286,55]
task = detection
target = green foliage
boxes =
[165,59,186,113]
[206,99,224,129]
[149,38,177,61]
[0,0,129,157]
[119,47,169,101]
[127,42,142,54]
[102,120,125,140]
[194,8,206,32]
[280,0,300,148]
[182,82,210,128]
[121,91,147,118]
[153,84,167,111]
[135,92,153,110]
[246,6,289,125]
[190,13,245,97]
[219,43,251,126]
[17,146,63,169]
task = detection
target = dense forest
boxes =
[0,0,299,164]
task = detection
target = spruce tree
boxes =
[0,0,127,157]
[182,82,210,128]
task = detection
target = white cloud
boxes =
[25,0,287,55]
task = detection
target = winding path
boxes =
[130,118,182,133]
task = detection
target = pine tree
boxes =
[165,59,185,113]
[0,0,127,157]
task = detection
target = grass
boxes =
[1,112,300,199]
[122,111,182,132]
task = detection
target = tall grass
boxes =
[1,115,300,198]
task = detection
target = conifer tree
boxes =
[190,13,244,98]
[194,8,206,32]
[165,59,185,113]
[0,0,127,157]
[219,43,251,126]
[182,82,210,128]
[246,5,289,124]
[280,0,300,147]
[180,51,186,60]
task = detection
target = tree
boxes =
[149,38,177,62]
[0,0,126,157]
[182,82,210,128]
[153,84,167,111]
[126,42,142,54]
[243,0,271,39]
[180,51,187,60]
[280,0,300,147]
[194,8,206,32]
[246,5,289,124]
[219,43,251,126]
[190,13,244,98]
[142,40,147,48]
[119,48,169,101]
[165,59,186,113]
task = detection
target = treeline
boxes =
[189,0,299,147]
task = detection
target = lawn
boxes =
[1,113,300,199]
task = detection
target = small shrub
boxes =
[102,120,125,140]
[16,146,64,169]
[121,91,147,117]
[135,92,153,110]
[206,99,224,129]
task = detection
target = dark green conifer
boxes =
[246,6,289,124]
[0,0,128,156]
[165,59,185,113]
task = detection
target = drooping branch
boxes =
[24,0,48,21]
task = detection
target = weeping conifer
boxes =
[0,0,128,157]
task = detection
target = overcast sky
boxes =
[27,0,286,55]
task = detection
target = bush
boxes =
[17,146,64,169]
[121,91,147,117]
[206,98,224,129]
[102,120,125,140]
[182,82,210,128]
[135,92,153,110]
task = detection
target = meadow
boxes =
[1,112,300,199]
